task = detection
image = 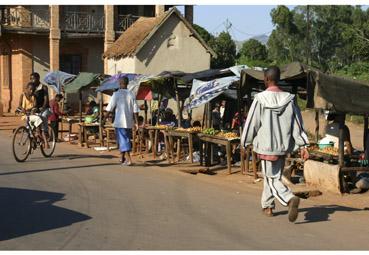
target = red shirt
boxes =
[48,99,63,121]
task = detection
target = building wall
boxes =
[106,57,136,75]
[134,14,211,75]
[32,36,50,80]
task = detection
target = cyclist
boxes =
[31,72,51,134]
[18,82,49,149]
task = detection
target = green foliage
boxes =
[209,31,237,69]
[238,39,267,61]
[267,5,369,72]
[192,24,214,44]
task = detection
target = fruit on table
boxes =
[202,128,217,135]
[176,127,202,132]
[216,131,239,139]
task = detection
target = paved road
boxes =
[0,131,369,250]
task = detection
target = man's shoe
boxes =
[262,208,273,217]
[288,196,300,222]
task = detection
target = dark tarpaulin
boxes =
[64,72,101,93]
[241,61,369,114]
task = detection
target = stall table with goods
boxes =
[164,127,202,163]
[197,128,244,174]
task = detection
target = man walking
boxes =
[106,77,139,166]
[241,66,309,222]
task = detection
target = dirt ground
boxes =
[1,112,369,210]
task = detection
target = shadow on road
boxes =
[0,163,120,176]
[274,205,369,224]
[0,187,91,241]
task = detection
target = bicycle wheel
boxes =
[12,126,32,162]
[40,124,56,157]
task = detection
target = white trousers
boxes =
[261,158,294,209]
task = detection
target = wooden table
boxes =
[60,116,80,143]
[142,126,168,159]
[197,133,243,174]
[164,129,198,163]
[78,122,100,148]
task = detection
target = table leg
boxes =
[252,150,258,179]
[240,146,245,174]
[199,139,203,166]
[78,125,83,147]
[226,142,232,174]
[84,126,89,148]
[153,130,158,159]
[188,134,193,163]
[164,133,170,163]
[148,130,153,154]
[107,129,110,151]
[244,147,250,174]
[176,138,181,162]
[69,122,73,144]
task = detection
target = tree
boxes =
[239,39,267,61]
[209,31,237,69]
[192,24,214,44]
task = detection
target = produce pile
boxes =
[308,145,339,156]
[202,128,217,135]
[201,128,239,140]
[216,131,239,140]
[176,127,202,133]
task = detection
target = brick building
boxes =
[0,5,194,114]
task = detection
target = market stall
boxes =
[240,62,369,193]
[64,72,106,147]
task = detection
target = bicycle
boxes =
[12,109,56,162]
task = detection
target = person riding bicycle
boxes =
[31,72,50,133]
[18,82,49,149]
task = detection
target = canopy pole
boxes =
[99,92,103,146]
[202,103,207,129]
[315,109,320,143]
[79,91,82,123]
[144,100,148,124]
[237,80,242,134]
[364,114,369,159]
[149,100,152,125]
[157,94,163,125]
[338,114,345,168]
[174,78,182,128]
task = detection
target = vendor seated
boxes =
[160,108,177,127]
[85,100,99,124]
[324,112,353,155]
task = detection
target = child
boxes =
[48,94,64,141]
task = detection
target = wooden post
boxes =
[188,133,193,163]
[99,92,104,146]
[174,78,182,128]
[338,114,345,168]
[79,91,83,123]
[144,100,148,124]
[364,115,369,160]
[226,141,232,174]
[315,109,320,143]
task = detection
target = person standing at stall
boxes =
[48,94,64,141]
[105,77,140,166]
[241,66,309,222]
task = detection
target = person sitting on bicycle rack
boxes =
[18,82,49,149]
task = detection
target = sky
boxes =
[176,5,288,42]
[176,5,369,42]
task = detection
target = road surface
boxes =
[0,131,368,250]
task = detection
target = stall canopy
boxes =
[96,73,152,100]
[43,71,76,93]
[185,65,247,109]
[64,72,102,94]
[240,61,369,115]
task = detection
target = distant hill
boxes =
[235,34,269,52]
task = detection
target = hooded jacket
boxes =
[241,90,309,155]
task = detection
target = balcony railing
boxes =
[61,11,104,33]
[116,14,139,32]
[0,7,49,29]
